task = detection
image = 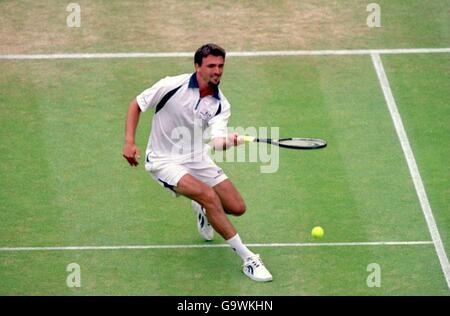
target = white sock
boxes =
[226,234,255,261]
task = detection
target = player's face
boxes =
[195,55,224,87]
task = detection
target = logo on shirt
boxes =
[199,110,213,121]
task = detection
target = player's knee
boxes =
[230,201,246,216]
[201,187,221,208]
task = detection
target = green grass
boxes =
[0,245,446,295]
[1,55,449,295]
[0,0,448,53]
[381,54,450,256]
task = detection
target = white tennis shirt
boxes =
[136,73,231,163]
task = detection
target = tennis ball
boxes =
[311,226,324,239]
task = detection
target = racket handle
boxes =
[239,135,256,143]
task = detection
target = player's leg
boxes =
[213,179,272,281]
[185,157,245,216]
[213,179,246,216]
[175,174,237,240]
[178,160,273,282]
[177,175,272,281]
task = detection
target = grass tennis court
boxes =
[0,1,449,295]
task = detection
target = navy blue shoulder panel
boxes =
[214,102,222,116]
[155,85,182,114]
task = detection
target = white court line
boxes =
[371,53,450,290]
[0,241,433,252]
[0,48,449,60]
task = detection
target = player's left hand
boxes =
[123,142,140,167]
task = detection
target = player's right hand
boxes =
[229,132,244,146]
[122,142,140,167]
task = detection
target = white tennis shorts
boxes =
[145,155,228,197]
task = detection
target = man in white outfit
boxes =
[122,43,272,282]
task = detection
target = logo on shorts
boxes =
[214,169,224,179]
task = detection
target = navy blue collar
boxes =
[189,73,221,100]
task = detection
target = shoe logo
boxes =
[246,265,254,275]
[199,214,205,228]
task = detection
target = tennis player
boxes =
[122,43,272,282]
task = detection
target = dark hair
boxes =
[194,43,226,66]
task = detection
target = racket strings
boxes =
[277,138,325,148]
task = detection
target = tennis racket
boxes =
[239,135,327,150]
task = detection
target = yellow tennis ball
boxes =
[311,226,324,239]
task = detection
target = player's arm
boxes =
[208,96,243,151]
[211,133,245,151]
[123,98,141,166]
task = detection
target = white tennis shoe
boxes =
[191,200,214,241]
[243,254,273,282]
